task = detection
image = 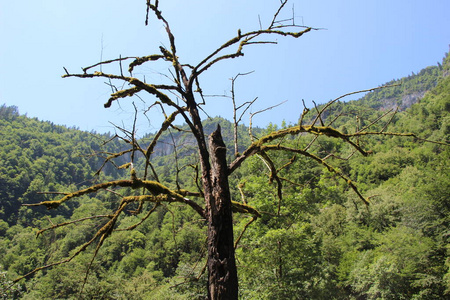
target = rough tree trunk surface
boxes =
[206,125,239,300]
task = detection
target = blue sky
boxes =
[1,0,449,135]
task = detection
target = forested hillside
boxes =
[0,53,449,299]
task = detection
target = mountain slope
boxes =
[0,53,448,299]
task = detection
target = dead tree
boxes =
[18,1,447,299]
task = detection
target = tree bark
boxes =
[206,125,239,300]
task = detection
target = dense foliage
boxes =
[0,54,449,299]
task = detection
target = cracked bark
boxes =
[206,125,238,300]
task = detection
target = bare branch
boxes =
[62,71,182,109]
[191,26,312,84]
[229,124,370,175]
[380,107,398,133]
[357,108,395,133]
[230,71,257,156]
[118,203,161,232]
[312,100,324,126]
[269,0,288,28]
[15,201,128,283]
[298,99,310,126]
[81,56,136,73]
[349,131,449,145]
[311,84,401,126]
[237,181,247,204]
[94,148,133,176]
[262,144,369,205]
[36,214,113,237]
[23,178,189,209]
[234,216,258,249]
[259,151,283,215]
[146,4,188,88]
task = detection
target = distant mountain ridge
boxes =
[356,65,441,111]
[356,52,449,111]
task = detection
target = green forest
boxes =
[1,51,449,299]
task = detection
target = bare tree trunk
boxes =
[206,125,239,300]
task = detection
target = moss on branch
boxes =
[108,86,143,103]
[261,144,370,205]
[231,201,261,217]
[128,54,165,73]
[24,178,183,209]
